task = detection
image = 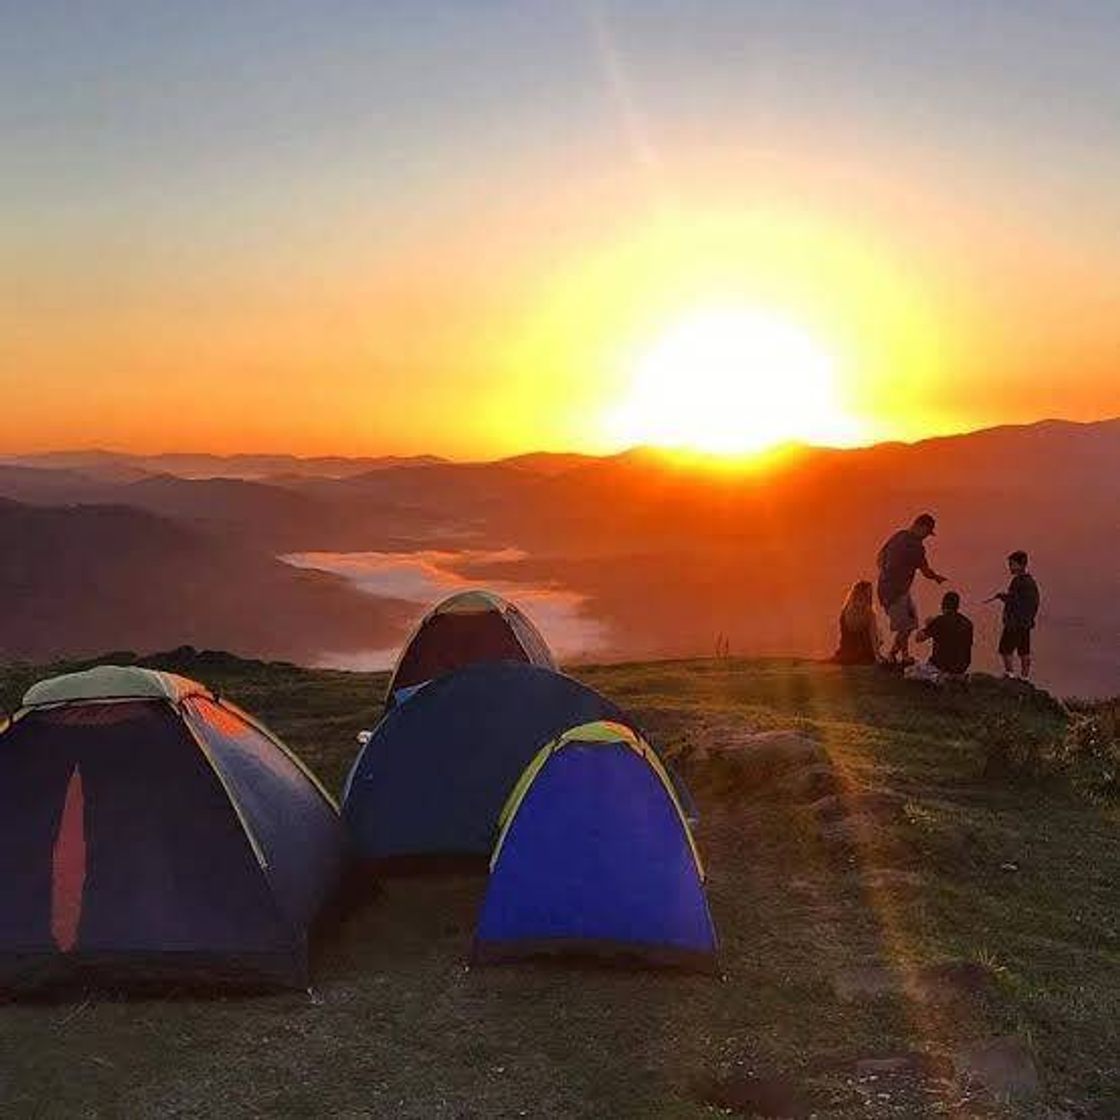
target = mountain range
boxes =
[1,418,1117,697]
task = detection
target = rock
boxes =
[714,730,825,772]
[695,1072,808,1118]
[686,729,833,801]
[773,763,843,803]
[953,1035,1039,1099]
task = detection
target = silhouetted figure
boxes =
[876,513,947,665]
[833,580,881,665]
[910,590,973,683]
[991,550,1040,680]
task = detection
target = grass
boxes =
[1,652,1117,1118]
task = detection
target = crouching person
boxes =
[907,591,974,685]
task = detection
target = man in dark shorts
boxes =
[876,513,948,665]
[912,591,973,682]
[993,550,1040,679]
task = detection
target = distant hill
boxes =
[460,419,1120,698]
[1,449,446,480]
[1,419,1117,696]
[0,499,414,663]
[0,467,458,552]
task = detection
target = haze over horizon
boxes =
[4,415,1118,467]
[4,2,1119,459]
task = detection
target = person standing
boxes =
[876,513,948,666]
[991,550,1041,679]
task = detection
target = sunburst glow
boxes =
[606,307,865,455]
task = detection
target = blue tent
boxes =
[473,722,717,971]
[344,662,645,863]
[0,667,344,991]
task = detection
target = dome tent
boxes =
[473,721,717,971]
[345,661,628,865]
[0,666,343,991]
[385,589,555,707]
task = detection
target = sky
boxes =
[2,0,1118,457]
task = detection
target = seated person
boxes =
[833,580,881,665]
[909,591,973,682]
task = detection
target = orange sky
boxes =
[3,4,1118,458]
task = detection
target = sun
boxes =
[606,307,864,456]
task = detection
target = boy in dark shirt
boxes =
[912,591,973,681]
[992,550,1040,680]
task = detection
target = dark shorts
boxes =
[999,625,1032,656]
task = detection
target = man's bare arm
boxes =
[920,563,947,584]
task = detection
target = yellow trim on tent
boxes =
[432,589,505,615]
[384,587,532,704]
[554,720,644,751]
[221,699,341,812]
[22,666,211,709]
[179,705,270,872]
[490,720,705,880]
[496,742,554,837]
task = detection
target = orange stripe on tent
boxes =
[51,765,86,953]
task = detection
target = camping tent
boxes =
[385,589,555,707]
[473,721,717,970]
[0,666,344,990]
[344,662,633,864]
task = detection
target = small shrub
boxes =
[977,701,1120,800]
[1056,703,1120,801]
[977,713,1057,783]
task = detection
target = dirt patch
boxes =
[953,1035,1040,1099]
[834,960,996,1005]
[771,763,844,803]
[858,868,926,890]
[833,964,900,1002]
[854,1053,934,1076]
[819,813,887,850]
[915,961,994,1000]
[807,789,904,823]
[694,1071,809,1118]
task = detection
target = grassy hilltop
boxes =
[1,653,1117,1119]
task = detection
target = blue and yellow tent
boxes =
[473,721,717,971]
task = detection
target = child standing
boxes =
[993,551,1040,679]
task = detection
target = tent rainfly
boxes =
[385,589,555,707]
[344,661,631,865]
[0,666,344,991]
[473,721,718,971]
